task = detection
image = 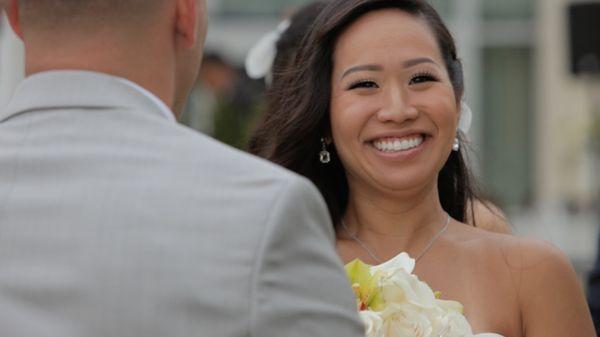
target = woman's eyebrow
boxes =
[341,64,383,79]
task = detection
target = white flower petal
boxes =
[245,31,280,79]
[459,102,473,135]
[244,20,291,81]
[370,252,415,275]
[359,311,384,337]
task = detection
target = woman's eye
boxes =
[409,73,438,85]
[348,80,379,90]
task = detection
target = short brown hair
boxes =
[19,0,164,31]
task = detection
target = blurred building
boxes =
[1,0,599,271]
[204,0,598,213]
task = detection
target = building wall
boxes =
[535,0,599,210]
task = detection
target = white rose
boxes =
[379,269,437,309]
[359,310,384,337]
[436,310,474,337]
[429,299,472,336]
[381,303,434,337]
[436,299,465,314]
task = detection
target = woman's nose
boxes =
[376,85,419,123]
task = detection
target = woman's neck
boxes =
[341,180,448,261]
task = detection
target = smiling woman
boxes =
[251,0,469,227]
[329,9,459,200]
[249,0,595,336]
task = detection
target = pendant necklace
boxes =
[340,214,451,264]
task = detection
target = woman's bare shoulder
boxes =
[446,227,594,336]
[467,200,513,234]
[447,222,566,271]
[497,237,595,336]
[485,234,572,274]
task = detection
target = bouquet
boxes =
[345,253,498,337]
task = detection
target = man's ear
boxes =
[6,0,24,40]
[174,0,198,49]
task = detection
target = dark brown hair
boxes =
[249,0,479,226]
[270,2,328,85]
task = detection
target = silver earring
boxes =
[452,136,460,152]
[319,138,331,164]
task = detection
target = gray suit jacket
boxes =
[0,71,364,337]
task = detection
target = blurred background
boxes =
[1,0,599,282]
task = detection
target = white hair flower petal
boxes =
[459,102,473,135]
[245,20,291,83]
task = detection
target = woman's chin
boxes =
[363,172,434,195]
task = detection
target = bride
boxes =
[249,0,595,336]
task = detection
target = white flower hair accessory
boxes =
[459,101,473,135]
[245,20,291,85]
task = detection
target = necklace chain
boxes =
[340,214,450,264]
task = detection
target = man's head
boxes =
[6,0,208,115]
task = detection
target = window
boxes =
[428,0,453,19]
[483,0,534,20]
[481,47,534,209]
[215,0,311,16]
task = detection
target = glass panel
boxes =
[483,0,534,20]
[428,0,453,19]
[218,0,312,16]
[214,0,455,18]
[481,47,534,209]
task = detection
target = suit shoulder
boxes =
[165,123,302,182]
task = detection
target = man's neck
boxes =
[24,34,176,111]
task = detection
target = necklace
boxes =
[340,214,450,264]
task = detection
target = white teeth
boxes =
[373,136,424,153]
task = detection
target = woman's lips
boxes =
[370,134,425,153]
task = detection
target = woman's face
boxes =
[330,9,459,195]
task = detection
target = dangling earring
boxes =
[319,138,331,164]
[452,135,460,152]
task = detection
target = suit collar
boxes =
[0,70,176,123]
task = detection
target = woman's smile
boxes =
[366,133,430,161]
